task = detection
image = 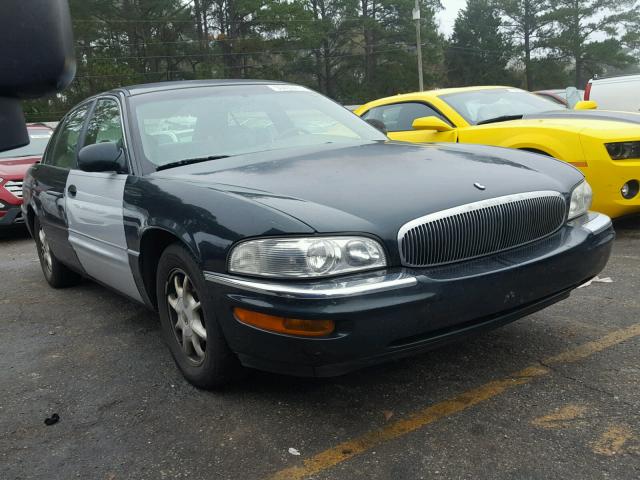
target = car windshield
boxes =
[0,129,52,160]
[129,84,387,168]
[440,88,566,125]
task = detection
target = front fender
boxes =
[460,128,585,164]
[122,176,315,274]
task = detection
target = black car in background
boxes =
[22,80,613,388]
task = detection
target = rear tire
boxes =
[34,217,82,288]
[156,243,244,389]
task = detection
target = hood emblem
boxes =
[474,182,486,191]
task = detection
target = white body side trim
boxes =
[65,170,142,302]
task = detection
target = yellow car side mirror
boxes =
[412,116,453,132]
[574,100,598,110]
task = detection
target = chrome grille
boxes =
[398,191,567,267]
[4,180,23,199]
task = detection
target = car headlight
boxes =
[605,141,640,160]
[228,236,387,278]
[568,180,592,220]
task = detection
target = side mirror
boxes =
[574,100,598,110]
[0,0,75,153]
[365,118,388,135]
[412,116,453,132]
[78,142,127,173]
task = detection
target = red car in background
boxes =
[0,123,53,227]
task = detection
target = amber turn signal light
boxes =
[233,308,335,337]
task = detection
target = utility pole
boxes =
[413,0,423,91]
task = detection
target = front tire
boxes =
[34,217,82,288]
[156,244,243,389]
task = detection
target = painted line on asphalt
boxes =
[267,323,640,480]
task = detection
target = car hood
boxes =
[470,110,640,133]
[524,110,640,125]
[156,141,581,243]
[0,156,40,178]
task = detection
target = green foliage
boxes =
[527,56,572,88]
[545,0,640,86]
[21,0,640,121]
[493,0,554,89]
[446,0,513,86]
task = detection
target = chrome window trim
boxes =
[204,271,417,299]
[397,191,566,266]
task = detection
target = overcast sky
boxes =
[434,0,611,40]
[436,0,467,36]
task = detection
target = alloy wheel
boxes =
[38,227,53,275]
[166,269,207,365]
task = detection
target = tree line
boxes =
[25,0,640,121]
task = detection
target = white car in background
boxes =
[585,74,640,112]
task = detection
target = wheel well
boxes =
[139,229,184,310]
[519,148,552,157]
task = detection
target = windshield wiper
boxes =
[476,114,523,125]
[156,155,231,171]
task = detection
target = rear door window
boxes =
[46,105,90,169]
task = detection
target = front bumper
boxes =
[205,213,614,377]
[0,205,25,227]
[580,155,640,218]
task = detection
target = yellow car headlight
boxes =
[605,141,640,160]
[568,181,593,220]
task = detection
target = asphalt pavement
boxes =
[1,216,639,480]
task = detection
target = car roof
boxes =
[371,85,519,103]
[422,85,515,96]
[357,86,520,113]
[111,79,290,97]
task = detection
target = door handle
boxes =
[67,184,77,197]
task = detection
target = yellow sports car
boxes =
[355,86,640,218]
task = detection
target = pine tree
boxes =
[495,0,554,89]
[546,0,639,86]
[445,0,513,87]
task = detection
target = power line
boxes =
[446,45,510,57]
[76,40,198,49]
[74,42,508,66]
[68,44,421,80]
[81,40,417,62]
[72,17,388,24]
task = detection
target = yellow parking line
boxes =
[530,404,588,429]
[268,323,640,480]
[544,324,640,365]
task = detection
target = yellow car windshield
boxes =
[440,88,566,125]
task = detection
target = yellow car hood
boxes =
[473,110,640,139]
